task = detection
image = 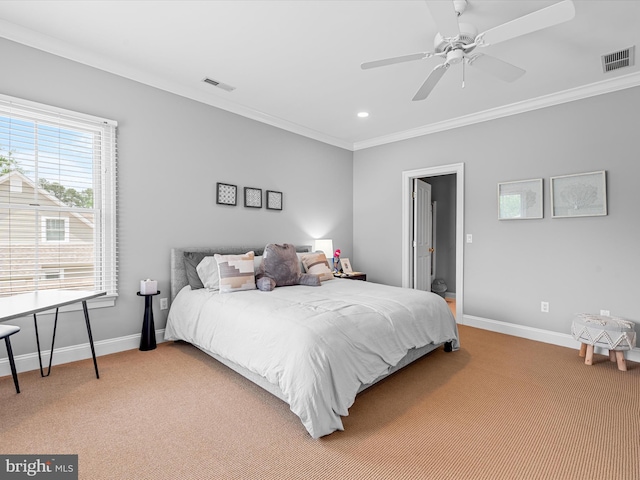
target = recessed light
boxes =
[357,112,369,118]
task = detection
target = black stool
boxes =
[0,324,21,393]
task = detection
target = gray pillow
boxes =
[298,273,321,287]
[183,252,212,289]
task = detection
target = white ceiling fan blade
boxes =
[477,0,575,47]
[425,0,460,39]
[412,63,449,101]
[361,52,431,70]
[466,53,525,82]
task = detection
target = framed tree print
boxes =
[497,178,543,220]
[551,171,607,218]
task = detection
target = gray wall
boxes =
[2,34,638,361]
[0,37,353,357]
[354,86,640,335]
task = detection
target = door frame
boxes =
[401,163,464,323]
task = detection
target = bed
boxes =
[164,245,459,438]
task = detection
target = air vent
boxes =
[601,46,635,73]
[203,77,236,92]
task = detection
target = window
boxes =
[43,217,69,242]
[0,94,117,298]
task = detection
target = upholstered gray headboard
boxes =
[170,245,312,303]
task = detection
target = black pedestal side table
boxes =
[137,291,160,351]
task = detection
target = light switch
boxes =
[466,234,473,243]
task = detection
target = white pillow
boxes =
[254,255,263,273]
[196,256,220,290]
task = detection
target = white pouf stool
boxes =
[571,314,636,371]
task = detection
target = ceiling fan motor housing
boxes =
[446,49,465,65]
[433,22,478,54]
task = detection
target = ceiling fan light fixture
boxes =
[446,49,465,65]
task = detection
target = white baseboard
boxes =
[0,329,166,377]
[3,317,638,378]
[462,315,640,363]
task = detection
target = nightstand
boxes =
[137,291,159,351]
[334,273,367,281]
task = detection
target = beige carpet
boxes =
[1,325,639,480]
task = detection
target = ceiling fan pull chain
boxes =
[462,60,466,89]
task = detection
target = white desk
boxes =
[0,290,105,378]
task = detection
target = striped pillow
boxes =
[300,252,334,282]
[214,251,256,293]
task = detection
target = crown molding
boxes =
[0,19,353,151]
[353,71,640,151]
[2,18,639,154]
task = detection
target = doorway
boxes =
[401,163,464,323]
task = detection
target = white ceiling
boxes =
[0,1,639,151]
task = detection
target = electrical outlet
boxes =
[541,301,549,313]
[600,309,610,317]
[160,298,168,310]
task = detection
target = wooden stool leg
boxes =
[615,351,627,372]
[579,343,587,357]
[585,345,594,365]
[609,350,617,362]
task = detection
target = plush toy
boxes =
[256,243,320,291]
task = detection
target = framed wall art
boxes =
[340,258,353,274]
[551,171,607,218]
[244,187,262,208]
[497,178,543,220]
[216,182,237,206]
[266,190,283,210]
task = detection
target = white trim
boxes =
[2,17,639,152]
[0,329,165,376]
[6,317,635,377]
[0,92,117,127]
[22,294,118,315]
[354,71,640,151]
[462,314,640,364]
[402,163,464,323]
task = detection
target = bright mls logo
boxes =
[1,455,78,479]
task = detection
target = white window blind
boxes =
[0,94,117,298]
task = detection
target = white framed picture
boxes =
[551,171,607,218]
[340,258,353,274]
[497,178,543,220]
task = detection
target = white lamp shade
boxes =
[313,239,333,258]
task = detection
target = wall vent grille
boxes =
[601,46,635,73]
[203,77,236,92]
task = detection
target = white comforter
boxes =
[164,279,459,438]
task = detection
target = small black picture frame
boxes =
[266,190,283,210]
[216,182,237,206]
[244,187,262,208]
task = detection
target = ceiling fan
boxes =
[361,0,576,101]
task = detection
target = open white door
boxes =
[413,178,432,291]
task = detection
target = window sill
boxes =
[32,293,118,317]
